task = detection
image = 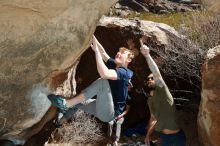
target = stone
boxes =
[114,0,202,14]
[177,5,193,12]
[98,16,182,46]
[0,0,117,144]
[198,45,220,146]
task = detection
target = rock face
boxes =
[98,16,180,46]
[198,46,220,146]
[109,0,202,16]
[0,0,117,143]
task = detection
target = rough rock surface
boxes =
[98,16,180,46]
[109,0,202,16]
[0,0,117,143]
[198,46,220,146]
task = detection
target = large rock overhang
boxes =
[0,0,117,139]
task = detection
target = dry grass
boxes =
[136,12,193,28]
[179,11,220,50]
[127,11,213,28]
[48,110,105,146]
[201,0,220,13]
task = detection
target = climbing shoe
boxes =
[48,94,68,113]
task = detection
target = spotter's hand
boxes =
[140,38,150,57]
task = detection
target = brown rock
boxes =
[198,46,220,146]
[0,0,117,144]
[113,0,202,14]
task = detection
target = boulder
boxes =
[0,0,117,144]
[98,16,180,45]
[198,45,220,146]
[110,0,202,15]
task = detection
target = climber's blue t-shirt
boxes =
[107,58,133,116]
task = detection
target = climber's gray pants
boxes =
[65,78,115,122]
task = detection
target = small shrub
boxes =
[49,110,104,145]
[152,31,204,90]
[180,12,220,50]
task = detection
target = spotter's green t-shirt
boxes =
[148,84,179,132]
